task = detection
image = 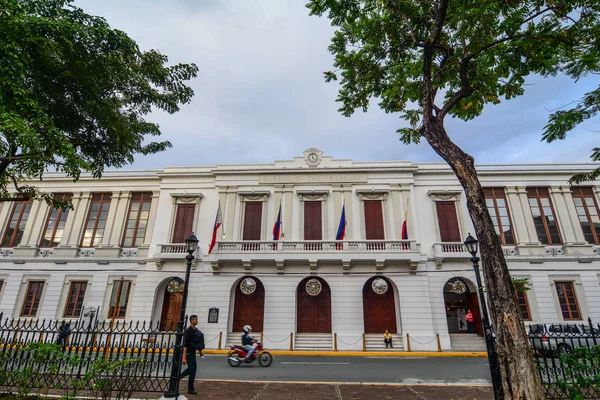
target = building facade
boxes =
[0,149,598,351]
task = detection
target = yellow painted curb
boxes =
[196,378,492,387]
[204,349,487,357]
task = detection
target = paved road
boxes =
[193,355,491,384]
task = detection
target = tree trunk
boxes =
[421,117,545,400]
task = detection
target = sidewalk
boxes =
[203,349,488,357]
[148,380,494,399]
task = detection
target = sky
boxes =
[77,0,600,169]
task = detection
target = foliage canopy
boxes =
[0,0,198,206]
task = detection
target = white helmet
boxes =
[243,325,252,333]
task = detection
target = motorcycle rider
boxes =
[241,325,258,362]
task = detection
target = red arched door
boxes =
[363,277,397,333]
[297,277,331,333]
[232,277,265,332]
[160,279,184,331]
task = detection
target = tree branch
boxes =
[423,0,450,116]
[440,58,474,119]
[466,33,572,62]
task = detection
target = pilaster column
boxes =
[550,186,586,245]
[332,185,343,240]
[390,185,402,240]
[344,186,354,240]
[506,186,539,245]
[402,184,416,242]
[143,191,161,246]
[283,186,293,240]
[63,192,91,247]
[20,200,46,247]
[107,191,131,247]
[100,191,126,247]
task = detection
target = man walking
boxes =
[179,315,204,394]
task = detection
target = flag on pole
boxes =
[335,203,347,241]
[272,203,282,241]
[401,210,408,240]
[208,203,222,254]
[401,208,409,250]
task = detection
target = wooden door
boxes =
[160,291,183,331]
[365,200,384,249]
[297,278,331,333]
[363,278,397,333]
[171,204,195,243]
[304,201,322,250]
[467,292,484,335]
[232,279,265,332]
[436,201,461,242]
[304,201,322,240]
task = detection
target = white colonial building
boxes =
[0,149,598,352]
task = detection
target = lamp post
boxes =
[164,233,199,398]
[463,233,504,400]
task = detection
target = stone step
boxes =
[449,334,486,351]
[364,334,403,351]
[295,333,333,351]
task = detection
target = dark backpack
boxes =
[194,329,205,351]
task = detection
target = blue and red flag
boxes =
[272,203,282,241]
[336,203,347,241]
[208,203,222,254]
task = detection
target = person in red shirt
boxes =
[465,309,474,333]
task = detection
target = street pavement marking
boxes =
[250,382,270,400]
[280,362,350,365]
[407,386,430,400]
[335,385,343,400]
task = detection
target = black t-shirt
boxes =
[184,326,205,354]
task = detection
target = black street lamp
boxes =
[463,233,504,400]
[164,233,199,398]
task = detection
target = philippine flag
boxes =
[335,204,347,241]
[208,203,222,254]
[272,204,282,241]
[401,210,408,249]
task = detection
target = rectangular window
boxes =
[484,188,516,245]
[40,193,72,248]
[435,201,461,242]
[304,201,322,240]
[364,200,385,240]
[1,200,32,247]
[514,288,531,321]
[63,281,87,318]
[171,204,195,243]
[21,281,44,317]
[555,281,581,320]
[81,193,112,247]
[0,279,4,293]
[571,187,600,245]
[527,188,562,245]
[242,202,263,240]
[108,280,132,319]
[122,193,152,247]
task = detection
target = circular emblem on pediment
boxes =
[372,278,388,295]
[306,278,322,296]
[303,148,323,168]
[240,278,257,295]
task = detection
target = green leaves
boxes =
[307,0,600,149]
[0,0,198,203]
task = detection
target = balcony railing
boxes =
[216,240,415,253]
[157,244,199,257]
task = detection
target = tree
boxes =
[307,1,600,398]
[544,86,600,183]
[0,0,198,207]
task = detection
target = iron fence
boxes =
[528,319,600,399]
[0,315,186,395]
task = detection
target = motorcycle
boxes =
[227,341,273,367]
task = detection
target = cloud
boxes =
[76,0,599,168]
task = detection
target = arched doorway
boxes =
[363,276,397,333]
[443,278,482,335]
[232,276,265,332]
[160,278,184,331]
[296,277,331,333]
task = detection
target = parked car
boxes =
[528,323,600,356]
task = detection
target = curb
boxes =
[204,349,487,357]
